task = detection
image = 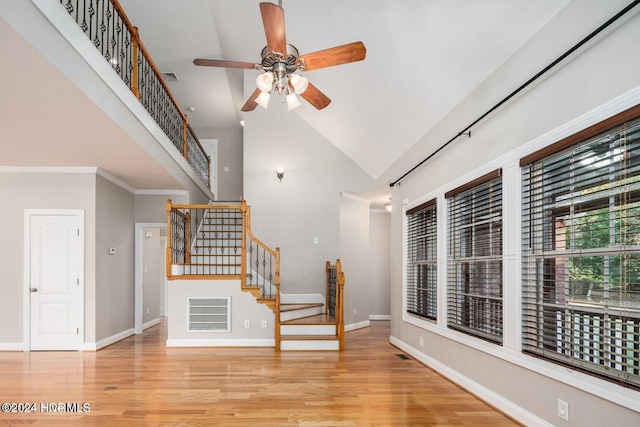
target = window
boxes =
[447,170,503,343]
[521,106,640,389]
[406,199,437,320]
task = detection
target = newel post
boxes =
[130,25,140,99]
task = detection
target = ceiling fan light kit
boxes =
[193,2,366,112]
[255,91,271,109]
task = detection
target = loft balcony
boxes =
[1,0,212,197]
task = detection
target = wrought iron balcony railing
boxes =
[59,0,210,187]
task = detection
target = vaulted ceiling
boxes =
[1,0,571,196]
[119,0,570,180]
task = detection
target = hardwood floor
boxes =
[0,320,519,426]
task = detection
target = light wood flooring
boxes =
[0,320,519,426]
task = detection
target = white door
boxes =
[29,214,83,350]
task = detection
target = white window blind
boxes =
[521,107,640,389]
[406,199,437,320]
[447,170,503,343]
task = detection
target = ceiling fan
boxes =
[193,1,366,112]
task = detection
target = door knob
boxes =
[29,288,38,293]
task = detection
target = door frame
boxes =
[23,209,85,351]
[134,222,167,334]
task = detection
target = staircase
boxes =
[167,200,344,351]
[279,300,341,351]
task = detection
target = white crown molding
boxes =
[0,166,190,196]
[340,191,372,205]
[370,208,390,214]
[0,166,98,174]
[135,189,189,196]
[95,168,136,193]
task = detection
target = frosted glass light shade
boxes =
[289,73,309,94]
[255,91,270,109]
[286,93,301,110]
[256,72,274,92]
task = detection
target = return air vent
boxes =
[187,297,230,332]
[161,71,179,82]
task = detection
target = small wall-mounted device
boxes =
[109,247,116,255]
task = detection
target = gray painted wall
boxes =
[381,1,640,424]
[95,175,135,342]
[339,195,371,327]
[142,228,163,324]
[0,172,97,345]
[243,95,375,296]
[167,279,274,345]
[369,211,391,317]
[134,193,189,223]
[197,127,243,202]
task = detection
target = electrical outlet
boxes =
[146,307,149,315]
[557,399,569,422]
[244,320,250,329]
[419,336,424,347]
[262,320,268,328]
[353,308,357,316]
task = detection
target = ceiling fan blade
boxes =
[260,2,287,57]
[193,59,258,69]
[241,88,262,112]
[300,83,331,110]
[296,41,366,71]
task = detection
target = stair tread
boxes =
[280,303,323,312]
[281,314,335,325]
[280,334,339,340]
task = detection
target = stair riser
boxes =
[280,306,323,322]
[280,340,340,351]
[280,325,336,336]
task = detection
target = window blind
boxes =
[521,112,640,389]
[406,199,437,320]
[447,171,503,343]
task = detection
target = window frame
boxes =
[521,105,640,390]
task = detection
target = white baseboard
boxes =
[370,314,391,321]
[166,338,275,347]
[143,318,161,330]
[85,328,135,351]
[345,320,370,332]
[0,342,23,351]
[389,335,552,427]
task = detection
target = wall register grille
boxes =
[187,297,230,332]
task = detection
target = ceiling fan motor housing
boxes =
[260,44,301,94]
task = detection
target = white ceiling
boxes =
[119,0,570,179]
